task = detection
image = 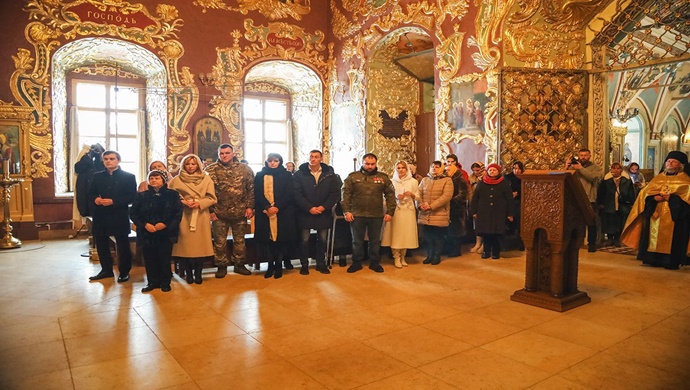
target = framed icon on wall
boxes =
[194,116,224,165]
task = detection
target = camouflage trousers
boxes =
[211,217,248,266]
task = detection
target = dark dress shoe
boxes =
[117,274,130,283]
[160,285,171,292]
[369,263,384,273]
[89,272,114,281]
[283,260,294,270]
[338,257,347,267]
[141,285,158,293]
[481,252,491,259]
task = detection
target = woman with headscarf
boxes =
[168,154,217,284]
[382,160,420,268]
[468,161,486,253]
[417,161,454,265]
[138,160,168,192]
[254,153,297,279]
[471,163,514,259]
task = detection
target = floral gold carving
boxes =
[243,19,327,75]
[436,28,465,83]
[244,82,289,95]
[193,0,311,21]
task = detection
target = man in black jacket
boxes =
[293,150,342,275]
[87,150,137,282]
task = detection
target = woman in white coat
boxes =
[168,154,217,284]
[382,160,420,268]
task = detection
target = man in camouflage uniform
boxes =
[342,153,397,273]
[205,144,255,277]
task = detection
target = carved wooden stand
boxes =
[510,171,594,312]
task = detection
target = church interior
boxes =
[0,0,689,389]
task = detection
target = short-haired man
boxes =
[566,148,604,252]
[88,150,137,282]
[341,153,396,273]
[293,150,342,275]
[597,162,635,247]
[205,144,255,277]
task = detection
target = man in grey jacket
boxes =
[341,153,396,273]
[566,148,604,252]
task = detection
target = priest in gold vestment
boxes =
[621,151,690,269]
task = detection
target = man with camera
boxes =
[565,148,604,252]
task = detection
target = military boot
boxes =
[215,265,228,278]
[233,261,251,275]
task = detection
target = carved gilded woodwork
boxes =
[365,29,420,173]
[15,1,196,177]
[591,48,607,167]
[71,64,140,78]
[501,0,610,69]
[469,0,511,72]
[25,0,184,47]
[193,0,311,21]
[499,69,588,169]
[436,28,465,83]
[244,82,289,95]
[243,19,328,75]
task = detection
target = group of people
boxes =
[566,148,690,269]
[80,143,689,293]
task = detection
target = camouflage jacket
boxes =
[341,167,397,218]
[204,158,255,220]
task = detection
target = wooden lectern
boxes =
[510,171,594,312]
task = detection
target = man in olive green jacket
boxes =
[341,153,396,273]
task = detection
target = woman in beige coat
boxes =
[168,154,217,284]
[417,161,453,265]
[381,160,420,268]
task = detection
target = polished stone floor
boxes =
[0,239,689,389]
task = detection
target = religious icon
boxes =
[194,117,224,163]
[446,79,488,135]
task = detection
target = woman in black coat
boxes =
[471,163,513,260]
[130,170,183,292]
[254,153,297,279]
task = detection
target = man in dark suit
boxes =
[87,150,137,282]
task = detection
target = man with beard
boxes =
[341,153,396,273]
[566,148,604,252]
[622,151,690,269]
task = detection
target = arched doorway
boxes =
[365,27,433,173]
[52,37,167,194]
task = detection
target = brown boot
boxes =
[215,265,227,278]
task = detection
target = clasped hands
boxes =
[145,222,167,233]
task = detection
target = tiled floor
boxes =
[1,239,689,389]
